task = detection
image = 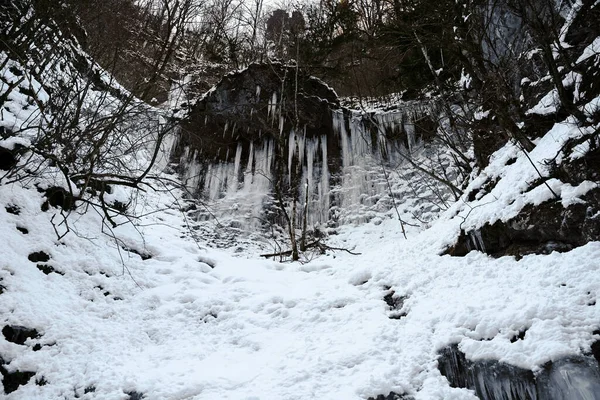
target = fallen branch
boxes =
[260,240,361,259]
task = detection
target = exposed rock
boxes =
[0,357,36,394]
[2,325,40,345]
[367,392,414,400]
[554,134,600,184]
[383,288,408,320]
[448,188,600,257]
[41,186,76,211]
[177,62,339,165]
[5,205,20,215]
[592,330,600,367]
[564,0,600,48]
[125,390,145,400]
[28,251,50,263]
[472,125,509,169]
[122,247,152,261]
[509,328,528,343]
[438,344,600,400]
[0,146,17,171]
[0,126,13,139]
[36,264,64,275]
[35,376,47,386]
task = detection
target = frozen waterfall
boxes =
[178,97,439,231]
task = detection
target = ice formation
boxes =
[177,94,441,231]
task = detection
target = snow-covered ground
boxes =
[2,8,600,398]
[1,139,599,400]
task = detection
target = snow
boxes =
[2,163,599,400]
[2,97,599,399]
[441,120,597,234]
[577,37,600,64]
[2,11,600,400]
[526,89,559,115]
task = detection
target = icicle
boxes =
[404,122,415,153]
[297,127,306,168]
[469,230,486,253]
[320,134,330,224]
[268,92,277,121]
[243,141,255,192]
[229,143,242,194]
[279,115,284,135]
[288,130,296,185]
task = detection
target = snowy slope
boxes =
[1,154,599,400]
[2,87,600,399]
[2,3,600,399]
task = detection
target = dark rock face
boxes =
[5,205,20,215]
[1,327,40,393]
[28,251,50,263]
[36,264,63,275]
[0,357,36,394]
[125,390,145,400]
[177,63,339,165]
[367,392,414,400]
[41,186,76,211]
[2,325,40,345]
[472,126,509,169]
[554,135,600,184]
[438,344,600,400]
[0,147,17,171]
[592,331,600,366]
[449,188,600,257]
[383,288,408,320]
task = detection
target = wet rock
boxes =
[0,146,18,171]
[5,205,20,215]
[367,392,413,400]
[383,288,408,320]
[448,188,600,257]
[125,390,145,400]
[438,344,600,399]
[592,330,600,367]
[509,328,528,343]
[41,186,76,211]
[16,226,28,234]
[36,264,64,275]
[2,325,40,345]
[122,247,151,260]
[35,376,47,386]
[177,63,339,165]
[0,357,36,394]
[28,251,50,263]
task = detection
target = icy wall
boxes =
[438,344,600,400]
[172,64,446,232]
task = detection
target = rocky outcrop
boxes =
[438,344,600,400]
[176,63,339,165]
[449,187,600,258]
